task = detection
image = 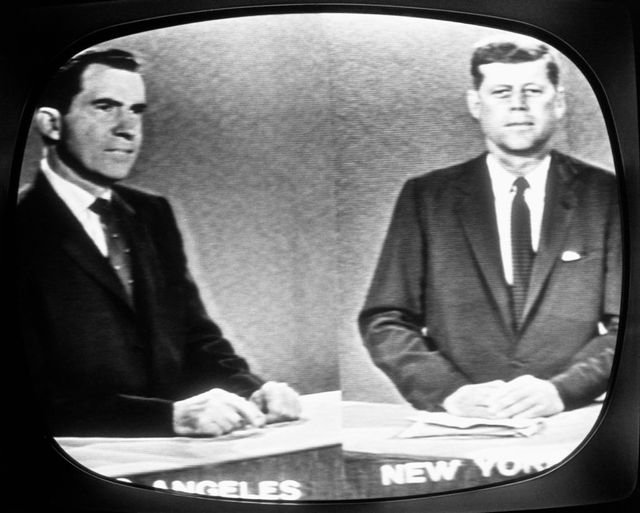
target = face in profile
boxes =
[467,58,566,157]
[58,63,147,185]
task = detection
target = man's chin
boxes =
[500,140,549,158]
[83,167,133,187]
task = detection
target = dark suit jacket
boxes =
[17,173,263,436]
[359,151,621,411]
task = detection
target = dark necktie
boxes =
[90,197,134,301]
[511,176,533,330]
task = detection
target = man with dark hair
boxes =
[359,36,621,419]
[38,49,141,115]
[469,40,560,89]
[18,48,300,436]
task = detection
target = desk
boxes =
[57,391,343,500]
[341,400,604,498]
[56,394,603,500]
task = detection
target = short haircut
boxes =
[39,48,142,114]
[470,37,560,89]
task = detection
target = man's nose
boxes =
[112,110,140,140]
[509,92,528,110]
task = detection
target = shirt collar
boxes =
[40,158,112,211]
[486,153,550,197]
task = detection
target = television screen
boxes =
[2,1,638,512]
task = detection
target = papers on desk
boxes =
[397,412,545,439]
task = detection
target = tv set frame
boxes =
[1,0,638,512]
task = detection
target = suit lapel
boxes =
[33,173,134,310]
[456,156,514,333]
[522,152,579,322]
[114,187,165,316]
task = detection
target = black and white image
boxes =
[17,13,619,501]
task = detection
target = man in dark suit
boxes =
[359,36,621,419]
[18,48,300,436]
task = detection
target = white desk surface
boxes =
[57,391,341,477]
[57,392,602,479]
[341,400,603,466]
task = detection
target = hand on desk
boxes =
[173,382,300,436]
[250,381,302,424]
[443,375,564,419]
[173,388,266,436]
[442,380,505,418]
[486,375,565,418]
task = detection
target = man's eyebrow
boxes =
[131,102,147,113]
[90,98,147,113]
[91,97,123,106]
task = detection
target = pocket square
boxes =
[561,250,581,262]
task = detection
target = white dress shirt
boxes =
[486,153,550,285]
[40,159,112,257]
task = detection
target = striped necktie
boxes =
[90,197,134,301]
[511,176,533,331]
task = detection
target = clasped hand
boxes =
[173,381,300,436]
[442,375,564,419]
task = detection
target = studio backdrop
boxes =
[19,13,613,402]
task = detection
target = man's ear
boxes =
[35,107,62,142]
[554,86,567,120]
[466,89,481,120]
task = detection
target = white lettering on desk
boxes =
[151,479,302,500]
[473,457,551,477]
[380,460,462,485]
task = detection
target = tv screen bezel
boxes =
[2,1,638,512]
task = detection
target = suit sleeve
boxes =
[550,176,621,409]
[158,198,265,400]
[359,179,470,410]
[178,266,265,399]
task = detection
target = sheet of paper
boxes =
[396,412,545,438]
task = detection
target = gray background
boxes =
[19,13,613,402]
